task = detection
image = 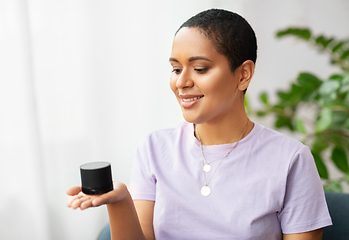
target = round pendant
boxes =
[203,164,211,172]
[201,186,211,196]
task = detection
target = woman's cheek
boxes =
[169,76,177,93]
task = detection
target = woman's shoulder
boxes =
[252,122,307,152]
[249,123,314,172]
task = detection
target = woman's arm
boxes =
[134,200,155,240]
[67,182,154,240]
[283,228,323,240]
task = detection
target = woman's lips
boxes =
[179,95,204,108]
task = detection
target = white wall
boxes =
[0,0,348,239]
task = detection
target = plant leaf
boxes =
[315,36,333,49]
[256,111,267,117]
[312,151,329,179]
[329,74,344,81]
[295,116,306,134]
[278,91,290,101]
[276,28,311,40]
[340,73,349,94]
[331,146,349,173]
[344,118,349,129]
[260,92,268,105]
[312,135,329,152]
[323,180,343,192]
[272,105,284,111]
[330,132,343,146]
[300,89,318,101]
[297,73,322,89]
[332,42,344,53]
[275,116,294,131]
[315,108,333,133]
[319,80,340,99]
[333,111,349,128]
[244,94,251,114]
[340,49,349,60]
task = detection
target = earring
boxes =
[241,81,248,87]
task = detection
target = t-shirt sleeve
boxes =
[128,136,156,201]
[278,145,332,234]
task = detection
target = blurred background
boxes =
[0,0,348,239]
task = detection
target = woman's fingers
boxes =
[68,193,94,209]
[91,183,127,206]
[66,186,92,209]
[67,192,82,208]
[91,192,111,207]
[80,198,94,210]
[70,198,84,209]
[67,189,104,210]
[67,182,129,210]
[66,186,82,196]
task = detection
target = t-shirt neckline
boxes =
[186,121,262,150]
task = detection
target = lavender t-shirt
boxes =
[129,122,332,239]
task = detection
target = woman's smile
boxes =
[179,94,204,108]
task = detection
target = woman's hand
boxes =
[67,182,153,240]
[67,181,128,210]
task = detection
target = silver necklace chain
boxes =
[196,121,249,196]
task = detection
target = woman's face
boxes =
[169,27,243,124]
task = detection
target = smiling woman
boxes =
[67,9,332,240]
[169,27,253,129]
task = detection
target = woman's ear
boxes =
[238,60,255,91]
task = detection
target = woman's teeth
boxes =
[182,96,203,102]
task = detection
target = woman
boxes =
[67,9,332,240]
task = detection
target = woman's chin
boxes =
[181,113,203,124]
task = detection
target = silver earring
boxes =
[241,81,248,87]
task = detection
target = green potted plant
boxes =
[255,28,349,192]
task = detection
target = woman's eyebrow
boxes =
[169,57,178,62]
[169,56,213,62]
[188,56,213,62]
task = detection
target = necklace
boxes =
[196,121,249,196]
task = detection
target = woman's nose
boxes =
[176,69,194,89]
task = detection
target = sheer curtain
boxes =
[1,0,348,239]
[0,1,213,239]
[0,1,50,239]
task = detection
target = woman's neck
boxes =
[195,115,253,145]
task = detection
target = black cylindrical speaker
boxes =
[80,162,113,195]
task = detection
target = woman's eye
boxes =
[195,68,207,73]
[172,69,181,74]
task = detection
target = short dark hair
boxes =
[176,9,257,72]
